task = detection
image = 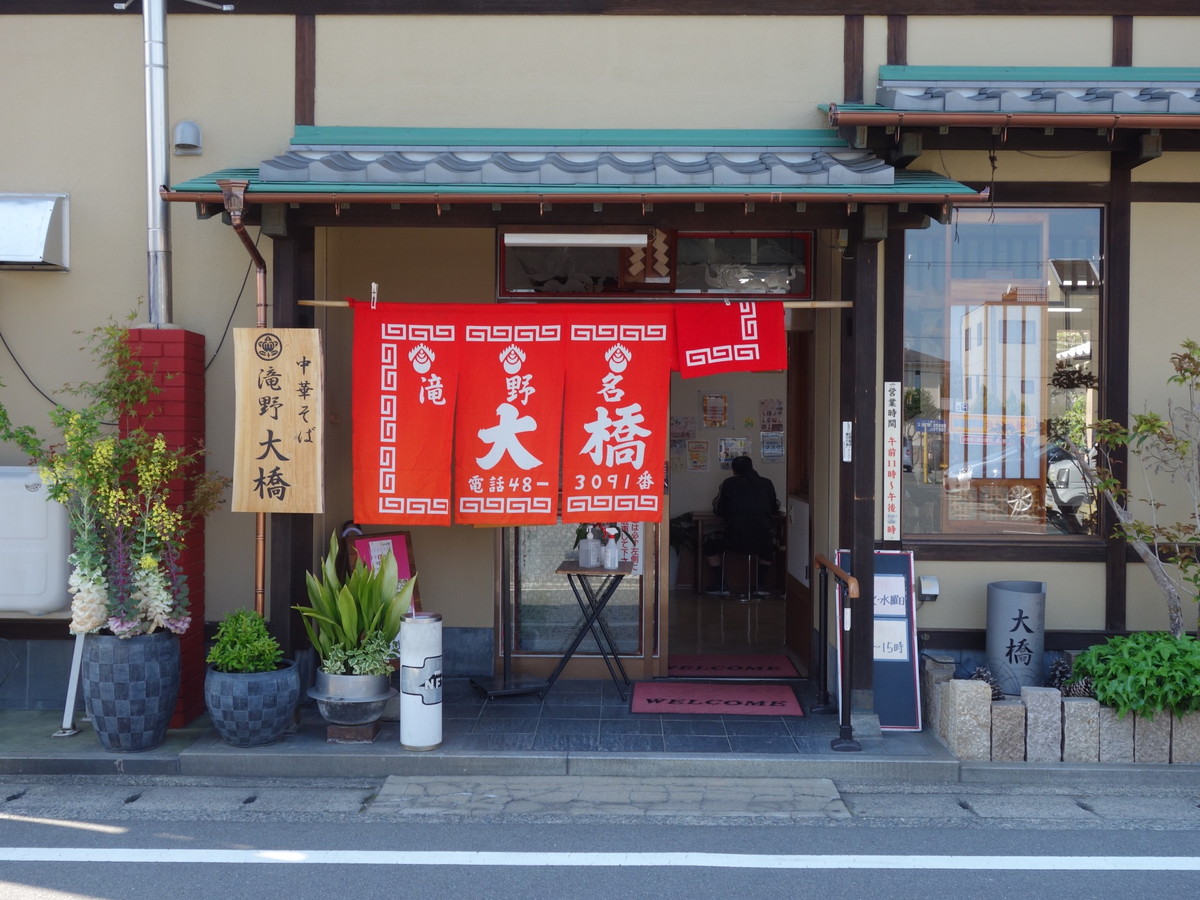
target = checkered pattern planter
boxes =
[204,661,300,747]
[81,632,181,752]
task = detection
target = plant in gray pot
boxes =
[295,532,416,727]
[204,609,300,747]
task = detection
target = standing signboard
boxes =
[835,549,921,731]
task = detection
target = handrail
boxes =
[815,553,858,599]
[813,553,863,752]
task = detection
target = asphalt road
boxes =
[1,774,1197,899]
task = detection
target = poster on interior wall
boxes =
[670,415,696,449]
[349,300,461,526]
[687,440,709,471]
[560,304,673,522]
[701,394,727,427]
[232,328,324,514]
[674,300,786,378]
[760,432,784,461]
[618,520,645,576]
[453,306,565,525]
[760,398,784,432]
[718,436,749,466]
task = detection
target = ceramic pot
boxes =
[81,631,180,752]
[204,660,300,747]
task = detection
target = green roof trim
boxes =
[879,65,1200,83]
[290,126,849,148]
[168,167,980,198]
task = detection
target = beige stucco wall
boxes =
[912,151,1111,184]
[1133,154,1200,183]
[1124,202,1200,633]
[909,562,1106,632]
[316,16,844,130]
[317,227,498,629]
[906,17,1114,67]
[0,14,294,624]
[1132,18,1200,66]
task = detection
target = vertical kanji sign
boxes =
[351,301,461,526]
[561,306,672,522]
[232,328,324,513]
[883,380,901,541]
[453,308,564,525]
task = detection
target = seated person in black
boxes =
[703,455,780,593]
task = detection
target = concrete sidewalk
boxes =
[2,677,1197,787]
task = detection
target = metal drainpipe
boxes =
[143,0,172,326]
[217,179,268,616]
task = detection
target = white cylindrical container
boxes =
[578,534,601,568]
[399,611,443,750]
[602,539,619,570]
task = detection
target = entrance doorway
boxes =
[666,365,797,664]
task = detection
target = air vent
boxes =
[0,193,69,270]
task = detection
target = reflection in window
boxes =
[902,208,1101,538]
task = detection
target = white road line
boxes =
[0,849,1197,870]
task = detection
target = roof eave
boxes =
[160,187,990,206]
[828,104,1200,131]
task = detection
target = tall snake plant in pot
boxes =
[295,532,417,725]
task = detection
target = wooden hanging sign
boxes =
[232,328,325,514]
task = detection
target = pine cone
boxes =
[1062,676,1095,698]
[1046,658,1073,690]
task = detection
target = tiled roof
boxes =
[874,66,1200,115]
[261,127,893,188]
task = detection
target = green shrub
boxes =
[206,610,283,674]
[1070,631,1200,719]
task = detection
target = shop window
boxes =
[901,208,1102,539]
[675,232,812,298]
[498,227,812,299]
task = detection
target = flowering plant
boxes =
[0,320,228,638]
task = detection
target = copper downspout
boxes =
[827,103,1200,131]
[217,178,268,617]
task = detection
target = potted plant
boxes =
[204,609,300,747]
[295,532,416,726]
[666,512,697,589]
[0,317,228,751]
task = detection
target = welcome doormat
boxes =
[631,681,804,717]
[667,654,800,679]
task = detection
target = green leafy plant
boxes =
[1057,339,1200,637]
[669,512,697,554]
[294,532,416,676]
[206,609,283,674]
[1070,631,1200,719]
[0,316,228,638]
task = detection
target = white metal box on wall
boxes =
[0,466,70,615]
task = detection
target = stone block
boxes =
[1134,711,1171,763]
[990,699,1026,762]
[1098,705,1134,763]
[1061,697,1100,763]
[934,680,952,743]
[921,654,956,739]
[1171,712,1200,764]
[944,678,992,761]
[1021,685,1063,762]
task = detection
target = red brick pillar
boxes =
[124,328,208,727]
